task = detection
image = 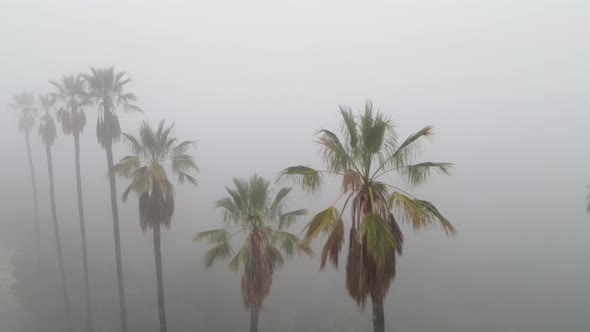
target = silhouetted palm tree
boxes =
[8,92,41,271]
[113,120,198,332]
[279,102,455,332]
[50,74,94,332]
[195,175,309,332]
[84,67,141,332]
[39,94,72,332]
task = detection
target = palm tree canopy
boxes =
[50,74,89,136]
[38,94,57,146]
[83,67,142,147]
[113,120,198,231]
[279,101,454,306]
[8,92,37,132]
[194,174,309,309]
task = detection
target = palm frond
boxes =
[194,229,230,244]
[302,207,342,247]
[229,243,251,272]
[320,214,344,270]
[316,129,351,173]
[278,166,322,192]
[339,105,358,148]
[357,212,397,266]
[202,242,233,268]
[278,209,307,230]
[399,162,454,186]
[389,192,455,235]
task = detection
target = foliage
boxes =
[279,101,454,307]
[83,67,142,147]
[38,94,57,146]
[8,92,37,133]
[50,74,89,137]
[195,175,309,309]
[113,120,198,231]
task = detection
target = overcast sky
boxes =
[1,1,590,331]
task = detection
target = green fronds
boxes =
[316,129,351,173]
[272,230,307,258]
[112,156,140,177]
[229,244,251,272]
[389,126,435,168]
[399,162,454,187]
[278,209,307,230]
[278,166,322,193]
[358,212,397,266]
[359,102,393,154]
[339,105,358,148]
[194,229,230,245]
[389,192,455,235]
[302,207,342,247]
[270,187,292,214]
[202,242,233,268]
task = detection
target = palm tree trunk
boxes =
[105,142,128,332]
[24,131,41,273]
[45,143,73,332]
[250,308,259,332]
[371,295,385,332]
[74,133,93,332]
[153,223,167,332]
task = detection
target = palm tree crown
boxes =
[50,74,89,137]
[8,92,37,132]
[279,102,455,308]
[195,175,309,309]
[38,94,57,146]
[113,120,198,230]
[84,67,142,147]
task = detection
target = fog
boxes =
[1,0,590,331]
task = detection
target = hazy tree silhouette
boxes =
[113,120,198,332]
[195,174,309,332]
[84,66,141,332]
[279,102,455,332]
[8,92,41,273]
[39,94,73,332]
[50,74,94,332]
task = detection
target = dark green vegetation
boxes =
[279,103,454,332]
[8,71,453,332]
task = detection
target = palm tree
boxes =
[8,92,41,271]
[279,102,455,332]
[38,94,73,332]
[84,66,141,332]
[113,120,198,332]
[50,74,94,332]
[195,174,309,332]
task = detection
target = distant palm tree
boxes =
[84,67,141,332]
[8,92,41,271]
[38,94,72,332]
[50,74,94,332]
[279,102,455,332]
[113,120,198,332]
[195,174,309,332]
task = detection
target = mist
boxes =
[1,1,590,331]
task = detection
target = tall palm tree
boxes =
[113,120,198,332]
[279,102,455,332]
[38,94,73,332]
[84,67,141,332]
[8,92,41,271]
[195,174,310,332]
[50,74,94,332]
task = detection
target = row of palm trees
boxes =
[11,67,455,332]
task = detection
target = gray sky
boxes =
[1,1,590,331]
